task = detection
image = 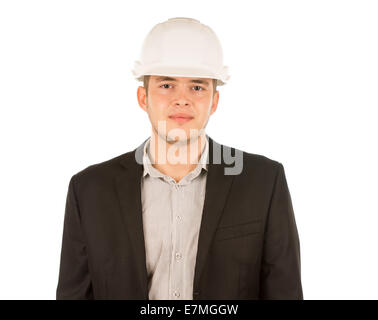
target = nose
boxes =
[174,99,190,107]
[173,85,191,107]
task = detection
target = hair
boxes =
[143,75,218,97]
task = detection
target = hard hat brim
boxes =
[132,62,229,86]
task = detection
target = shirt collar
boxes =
[142,136,209,183]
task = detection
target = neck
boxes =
[148,130,207,182]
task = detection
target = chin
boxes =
[168,130,203,144]
[166,134,189,144]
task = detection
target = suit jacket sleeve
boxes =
[56,174,94,300]
[259,163,303,299]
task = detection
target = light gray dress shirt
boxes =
[141,136,209,300]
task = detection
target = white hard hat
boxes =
[132,17,230,86]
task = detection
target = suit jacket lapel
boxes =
[192,137,235,293]
[115,138,149,298]
[114,136,235,298]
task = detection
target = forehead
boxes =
[150,75,211,85]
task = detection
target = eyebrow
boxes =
[154,76,210,86]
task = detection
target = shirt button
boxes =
[176,215,181,220]
[175,252,182,260]
[174,291,180,298]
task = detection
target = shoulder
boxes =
[242,149,283,173]
[212,139,288,205]
[217,142,287,196]
[212,138,283,177]
[69,149,135,192]
[70,137,150,183]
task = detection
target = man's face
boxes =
[137,75,219,144]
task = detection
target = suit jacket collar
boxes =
[141,134,209,180]
[115,135,235,299]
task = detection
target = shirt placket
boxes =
[169,180,184,299]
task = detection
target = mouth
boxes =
[168,113,194,124]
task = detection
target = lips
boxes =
[169,113,194,119]
[168,113,194,124]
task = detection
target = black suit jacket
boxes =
[56,136,303,300]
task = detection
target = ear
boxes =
[137,86,148,112]
[210,90,219,115]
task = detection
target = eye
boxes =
[160,84,172,89]
[193,86,204,91]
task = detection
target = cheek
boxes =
[192,114,209,130]
[149,92,170,106]
[147,103,166,119]
[197,103,212,119]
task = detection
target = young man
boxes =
[56,17,303,300]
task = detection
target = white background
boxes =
[0,0,377,299]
